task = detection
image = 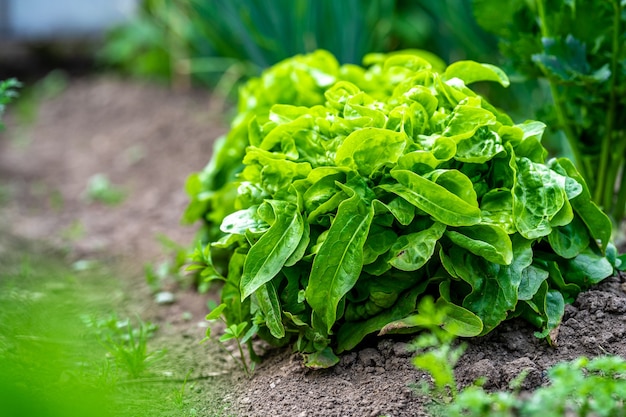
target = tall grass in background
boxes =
[100,0,498,92]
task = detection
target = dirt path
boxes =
[2,76,625,417]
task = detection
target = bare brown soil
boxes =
[2,76,625,417]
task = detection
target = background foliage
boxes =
[473,0,626,222]
[100,0,498,89]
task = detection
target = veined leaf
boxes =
[442,103,497,142]
[305,186,374,333]
[444,60,510,87]
[453,235,533,334]
[548,214,589,259]
[552,158,612,253]
[446,224,513,265]
[256,280,285,339]
[389,222,446,271]
[241,200,304,300]
[383,169,481,226]
[335,128,407,176]
[512,157,581,239]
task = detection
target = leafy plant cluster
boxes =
[472,0,626,222]
[186,50,615,367]
[445,355,626,417]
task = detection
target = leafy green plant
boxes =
[200,303,257,377]
[472,0,626,222]
[408,297,466,401]
[185,50,614,367]
[0,78,21,130]
[447,355,626,417]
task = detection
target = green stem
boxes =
[235,338,251,377]
[613,146,626,222]
[594,0,622,209]
[535,0,589,182]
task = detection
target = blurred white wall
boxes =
[1,0,138,39]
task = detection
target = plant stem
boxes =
[535,0,590,182]
[613,145,626,222]
[235,339,251,377]
[594,0,622,209]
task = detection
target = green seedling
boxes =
[407,297,466,402]
[172,369,193,409]
[85,174,126,205]
[86,314,165,379]
[447,355,626,417]
[201,303,257,378]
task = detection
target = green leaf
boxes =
[518,265,549,301]
[552,158,612,253]
[561,247,614,287]
[372,198,415,226]
[532,35,611,84]
[535,258,581,303]
[302,347,340,369]
[444,60,510,87]
[435,297,484,337]
[512,157,581,239]
[305,185,374,333]
[453,235,533,334]
[446,224,513,265]
[455,127,505,163]
[426,169,479,207]
[480,188,516,233]
[335,128,407,176]
[442,103,497,142]
[363,225,398,265]
[383,169,481,226]
[256,281,285,339]
[220,206,269,234]
[241,200,304,300]
[388,222,446,271]
[337,283,427,353]
[548,214,590,259]
[205,303,227,321]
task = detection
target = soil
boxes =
[2,75,626,417]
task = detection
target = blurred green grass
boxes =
[0,238,226,417]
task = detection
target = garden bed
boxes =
[1,76,625,417]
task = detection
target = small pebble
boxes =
[155,291,175,304]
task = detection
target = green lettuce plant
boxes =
[185,50,615,367]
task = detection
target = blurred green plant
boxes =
[84,314,165,379]
[0,238,229,417]
[472,0,626,223]
[447,355,626,417]
[0,78,21,130]
[100,0,497,92]
[408,297,467,401]
[84,173,126,205]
